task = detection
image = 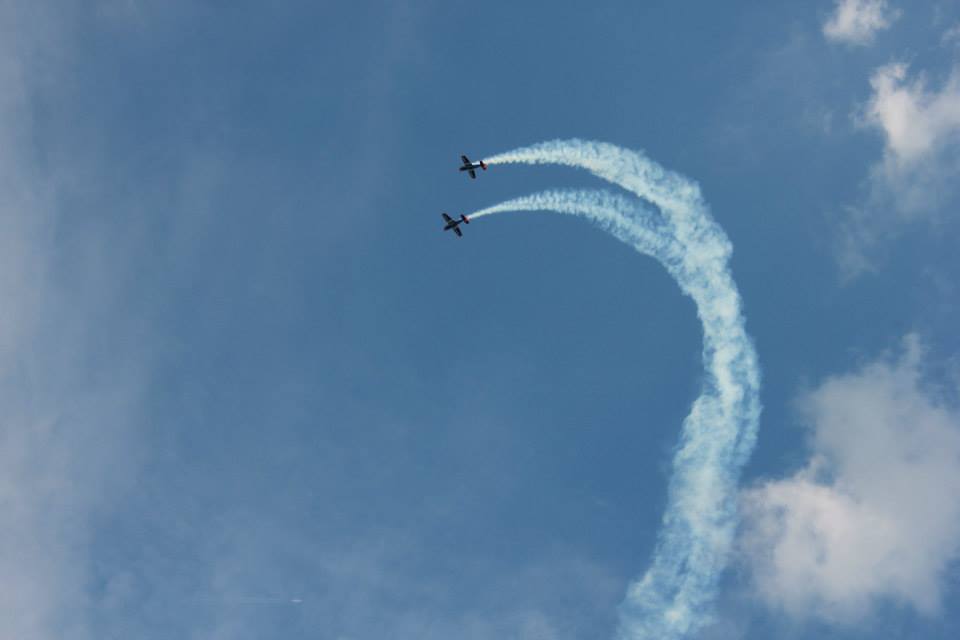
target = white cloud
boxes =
[865,62,960,218]
[865,62,960,167]
[740,336,960,622]
[823,0,900,46]
[836,62,960,277]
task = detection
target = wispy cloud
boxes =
[943,23,960,47]
[823,0,900,46]
[195,513,624,640]
[864,63,960,168]
[0,5,154,638]
[740,336,960,622]
[837,61,960,276]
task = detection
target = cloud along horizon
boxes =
[467,140,762,640]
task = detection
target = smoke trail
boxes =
[468,189,679,258]
[469,141,761,640]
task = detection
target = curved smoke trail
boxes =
[467,140,761,640]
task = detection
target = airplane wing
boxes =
[461,155,470,165]
[468,169,476,179]
[453,226,463,237]
[442,213,453,222]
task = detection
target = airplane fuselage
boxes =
[442,213,470,236]
[459,155,487,178]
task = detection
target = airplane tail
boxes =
[461,215,470,224]
[480,161,487,170]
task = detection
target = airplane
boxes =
[442,212,470,237]
[459,154,487,179]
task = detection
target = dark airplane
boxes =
[459,154,487,179]
[442,212,470,237]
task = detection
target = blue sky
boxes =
[2,1,960,639]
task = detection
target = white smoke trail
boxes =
[468,189,678,258]
[469,141,761,640]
